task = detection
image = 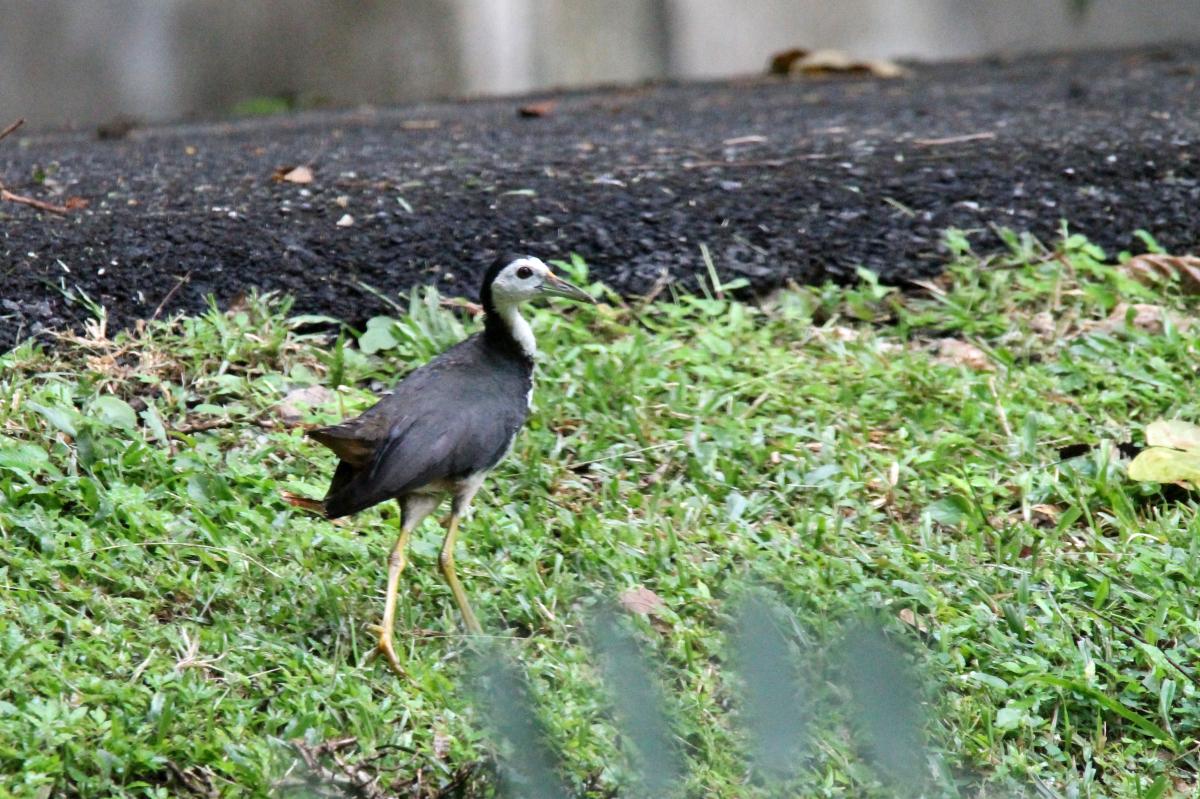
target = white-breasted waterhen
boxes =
[283,254,594,675]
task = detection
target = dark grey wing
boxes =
[308,416,390,467]
[317,336,531,518]
[323,395,526,518]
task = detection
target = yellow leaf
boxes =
[1127,447,1200,489]
[1145,419,1200,452]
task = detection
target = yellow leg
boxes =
[439,513,482,635]
[367,526,411,677]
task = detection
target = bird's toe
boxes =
[364,627,407,678]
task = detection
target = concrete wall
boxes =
[668,0,1200,76]
[1,0,1198,130]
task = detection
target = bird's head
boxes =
[482,254,594,312]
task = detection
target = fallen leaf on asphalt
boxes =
[912,132,996,146]
[64,196,89,210]
[768,48,809,75]
[934,338,993,371]
[95,117,136,141]
[518,101,557,118]
[619,586,665,616]
[1122,253,1200,294]
[278,165,314,184]
[723,134,768,147]
[768,47,907,78]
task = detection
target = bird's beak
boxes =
[541,272,596,303]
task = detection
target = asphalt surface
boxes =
[2,46,1199,350]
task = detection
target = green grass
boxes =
[3,229,1200,797]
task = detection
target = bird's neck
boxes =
[485,301,537,360]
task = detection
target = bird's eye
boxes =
[516,266,534,280]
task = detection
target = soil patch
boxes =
[2,46,1198,350]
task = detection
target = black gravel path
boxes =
[2,46,1199,350]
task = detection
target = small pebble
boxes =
[336,214,354,227]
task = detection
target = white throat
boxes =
[498,302,536,358]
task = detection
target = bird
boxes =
[283,253,594,675]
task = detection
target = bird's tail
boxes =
[280,490,328,517]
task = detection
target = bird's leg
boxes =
[439,511,483,636]
[365,496,436,677]
[367,524,412,677]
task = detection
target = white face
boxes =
[490,257,553,308]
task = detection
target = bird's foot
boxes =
[365,623,407,678]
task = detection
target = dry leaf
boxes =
[723,134,768,147]
[818,325,859,342]
[1146,419,1200,451]
[518,101,557,118]
[440,297,484,317]
[619,586,665,616]
[1128,418,1200,491]
[277,165,314,184]
[95,117,136,140]
[64,196,89,210]
[1123,253,1200,295]
[911,132,996,147]
[1094,302,1191,335]
[433,730,451,760]
[897,608,928,633]
[769,47,906,79]
[1127,447,1200,490]
[1029,311,1055,336]
[1030,504,1061,526]
[225,290,249,314]
[934,338,993,371]
[768,48,809,74]
[276,385,335,425]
